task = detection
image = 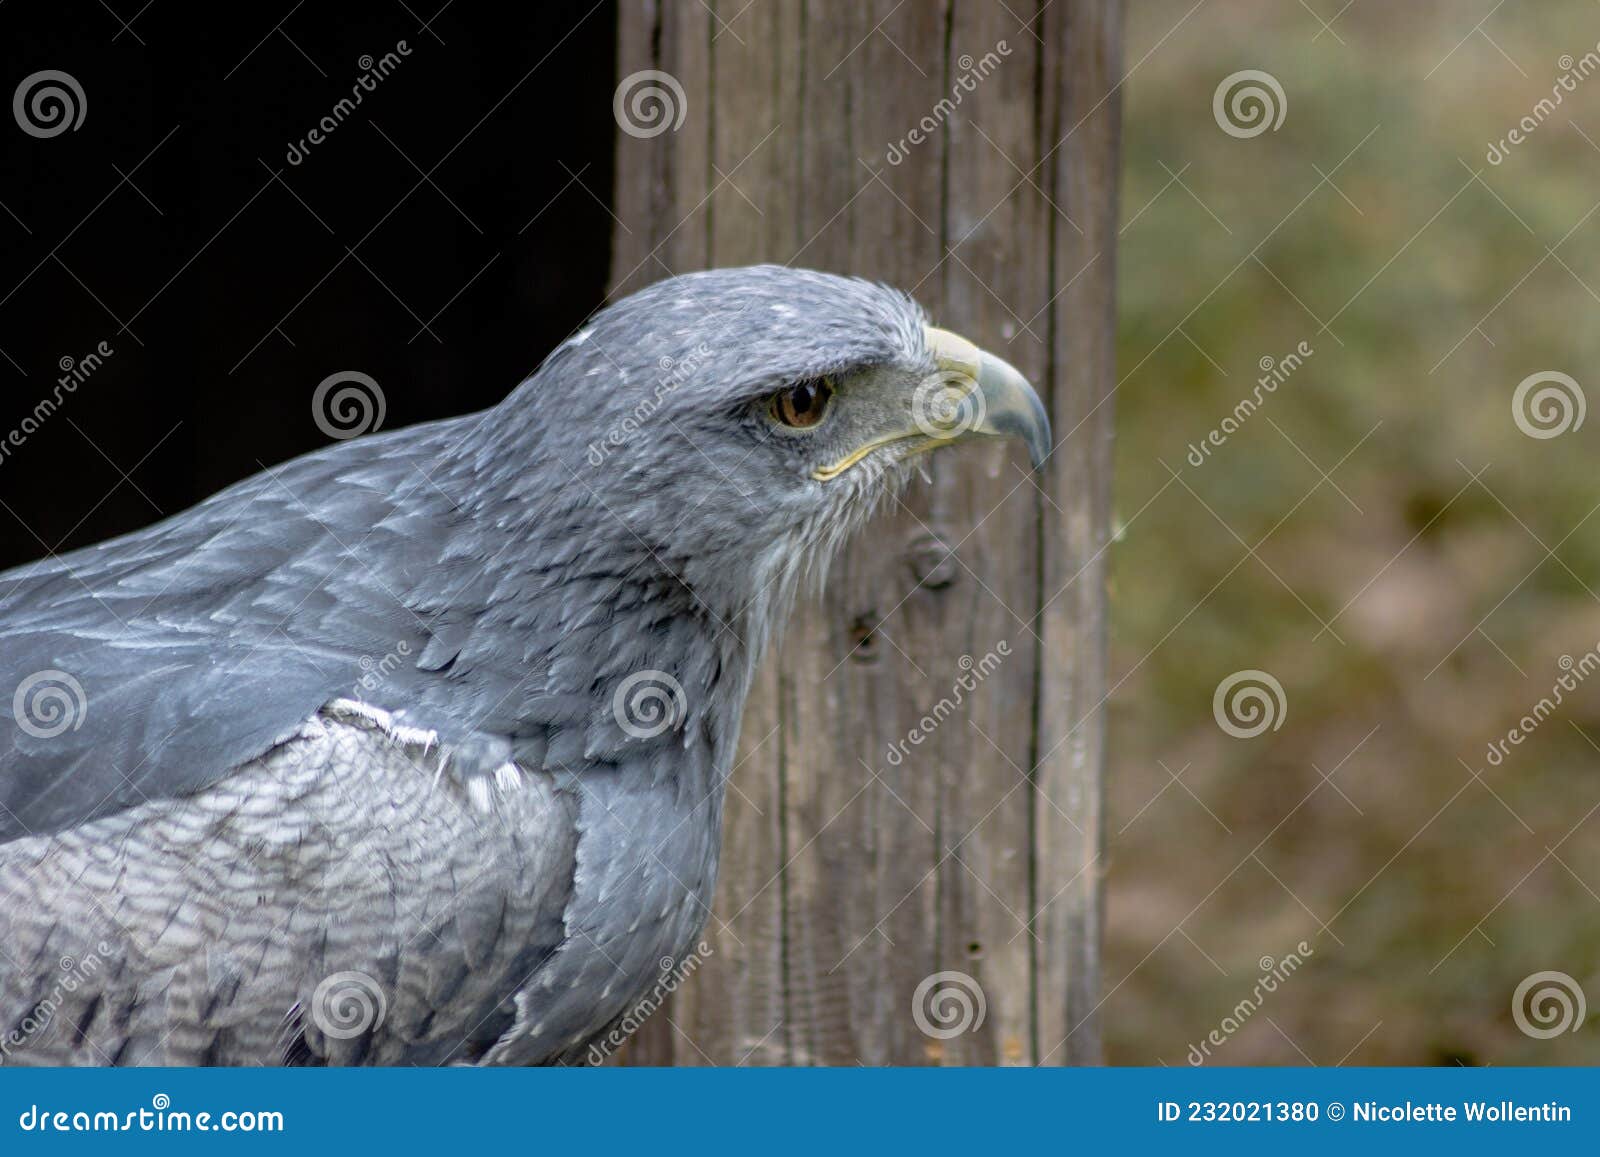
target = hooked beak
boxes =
[811,325,1052,482]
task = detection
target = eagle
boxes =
[0,266,1048,1065]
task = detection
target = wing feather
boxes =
[0,418,531,843]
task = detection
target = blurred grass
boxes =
[1108,0,1600,1064]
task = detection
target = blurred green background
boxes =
[1108,0,1600,1064]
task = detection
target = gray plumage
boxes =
[0,265,1037,1065]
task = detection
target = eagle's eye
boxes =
[770,377,834,429]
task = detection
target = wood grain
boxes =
[608,0,1122,1066]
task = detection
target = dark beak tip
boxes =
[1027,402,1052,472]
[1029,438,1050,472]
[1006,389,1051,472]
[972,350,1052,474]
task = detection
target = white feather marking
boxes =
[324,700,537,813]
[325,699,440,750]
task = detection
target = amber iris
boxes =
[771,378,834,428]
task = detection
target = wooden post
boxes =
[608,0,1121,1065]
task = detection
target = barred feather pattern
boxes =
[0,707,718,1066]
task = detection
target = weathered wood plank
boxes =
[1036,0,1123,1065]
[607,0,715,1065]
[934,0,1047,1068]
[607,0,659,294]
[780,0,952,1070]
[672,0,802,1066]
[607,0,1122,1066]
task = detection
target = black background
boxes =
[0,1,617,568]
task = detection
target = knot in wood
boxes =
[906,531,959,590]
